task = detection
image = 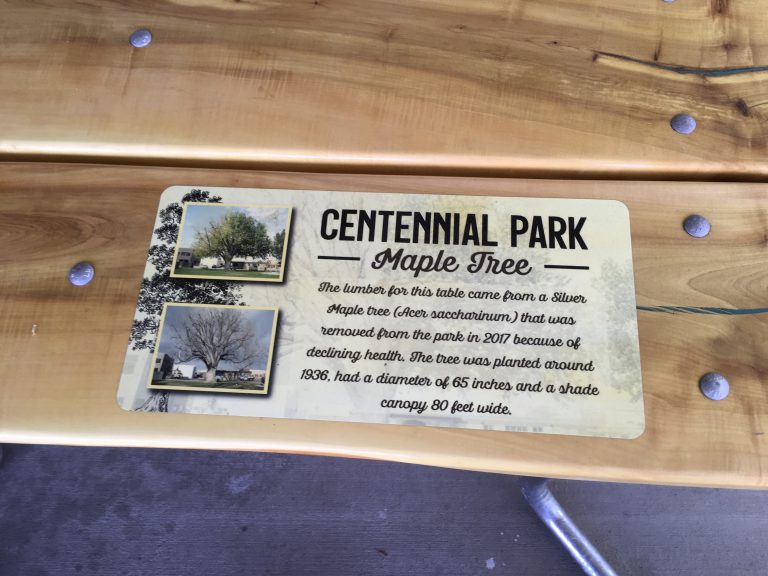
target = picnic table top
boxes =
[1,162,766,488]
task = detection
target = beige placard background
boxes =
[117,186,643,439]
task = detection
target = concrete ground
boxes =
[1,444,766,576]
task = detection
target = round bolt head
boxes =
[69,262,95,286]
[683,214,711,238]
[699,372,729,401]
[671,114,697,135]
[129,29,152,48]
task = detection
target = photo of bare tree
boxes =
[148,303,278,395]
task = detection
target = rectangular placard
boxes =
[117,186,644,439]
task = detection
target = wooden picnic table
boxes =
[1,1,767,488]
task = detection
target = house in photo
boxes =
[246,255,281,273]
[199,256,223,269]
[199,254,281,273]
[153,353,174,380]
[172,363,198,380]
[214,369,245,382]
[175,247,199,268]
[211,368,266,384]
[247,369,267,384]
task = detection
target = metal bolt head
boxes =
[129,29,152,48]
[671,114,697,135]
[683,214,711,238]
[69,262,95,286]
[699,372,729,401]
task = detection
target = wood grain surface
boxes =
[2,1,768,178]
[0,162,766,487]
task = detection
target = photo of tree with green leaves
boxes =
[172,203,291,282]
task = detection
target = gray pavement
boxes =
[1,445,766,575]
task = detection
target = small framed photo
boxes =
[148,303,279,395]
[171,203,292,283]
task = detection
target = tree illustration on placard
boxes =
[129,189,243,412]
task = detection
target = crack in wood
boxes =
[596,50,768,77]
[637,306,768,315]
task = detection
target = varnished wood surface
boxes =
[2,1,768,178]
[0,162,766,487]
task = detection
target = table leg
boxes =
[520,477,619,576]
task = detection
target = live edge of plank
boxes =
[0,162,766,488]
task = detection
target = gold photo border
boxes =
[170,202,293,283]
[147,302,279,396]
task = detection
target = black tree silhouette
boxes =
[130,189,243,411]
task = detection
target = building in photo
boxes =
[153,353,174,381]
[247,369,267,383]
[172,363,198,380]
[199,254,281,272]
[175,247,199,269]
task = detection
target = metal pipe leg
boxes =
[520,477,619,576]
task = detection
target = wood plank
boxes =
[0,162,767,487]
[2,1,768,178]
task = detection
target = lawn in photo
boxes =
[171,203,291,282]
[149,303,278,395]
